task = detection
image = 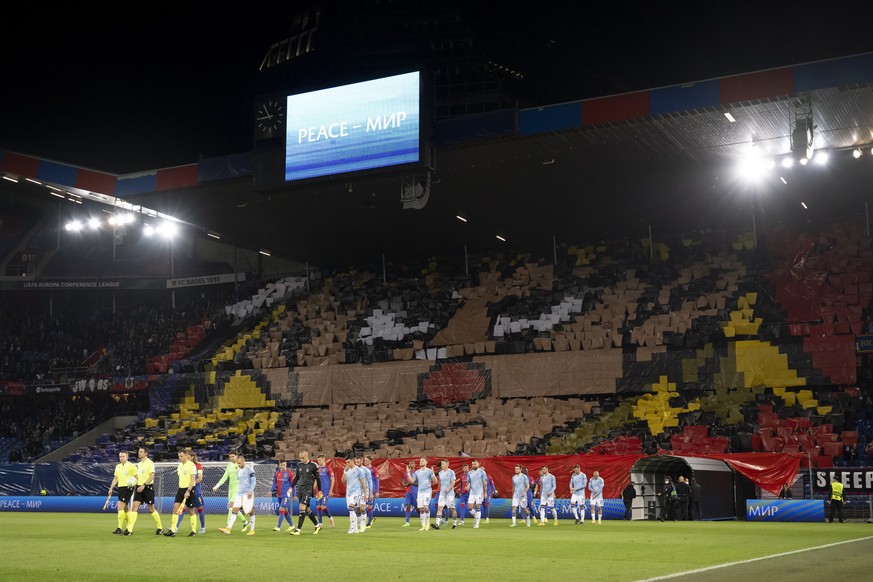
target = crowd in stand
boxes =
[0,308,113,382]
[97,288,236,376]
[0,287,239,383]
[0,393,148,462]
[0,282,264,462]
[3,225,873,471]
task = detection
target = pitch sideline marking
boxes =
[637,535,873,581]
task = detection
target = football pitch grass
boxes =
[1,514,871,581]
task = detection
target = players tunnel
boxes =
[629,456,738,521]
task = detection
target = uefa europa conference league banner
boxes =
[0,496,627,519]
[812,470,873,494]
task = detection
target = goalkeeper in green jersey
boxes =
[212,452,249,530]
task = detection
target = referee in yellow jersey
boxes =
[108,451,136,535]
[128,446,164,535]
[163,449,199,537]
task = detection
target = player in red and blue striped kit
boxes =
[457,463,470,525]
[529,469,540,523]
[316,455,335,528]
[364,455,379,527]
[271,460,295,531]
[402,460,418,526]
[481,466,498,523]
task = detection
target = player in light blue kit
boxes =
[355,455,372,534]
[538,466,558,526]
[218,454,257,535]
[569,464,588,525]
[434,459,458,530]
[588,470,605,524]
[510,464,531,527]
[467,460,488,529]
[411,457,437,531]
[342,457,366,534]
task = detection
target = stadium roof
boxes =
[3,53,873,270]
[123,53,873,268]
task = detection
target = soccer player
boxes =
[316,455,335,528]
[434,459,458,529]
[456,463,470,525]
[510,464,531,527]
[537,466,558,526]
[355,455,371,533]
[401,460,418,527]
[219,453,257,535]
[411,456,438,531]
[163,449,199,537]
[289,450,321,535]
[177,450,206,534]
[467,460,488,528]
[588,470,605,524]
[128,446,163,535]
[528,467,540,523]
[569,464,588,525]
[213,452,249,531]
[364,454,379,528]
[271,460,295,531]
[482,465,498,524]
[108,450,136,535]
[342,456,366,534]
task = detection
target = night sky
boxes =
[2,1,873,175]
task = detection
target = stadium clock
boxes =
[255,98,284,140]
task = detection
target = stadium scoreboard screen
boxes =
[286,71,420,181]
[254,71,425,191]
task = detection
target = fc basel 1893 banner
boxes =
[812,469,873,494]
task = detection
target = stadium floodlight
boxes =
[781,158,794,168]
[813,152,829,166]
[154,222,177,239]
[736,153,770,184]
[799,157,809,166]
[109,213,133,226]
[853,149,862,159]
[64,220,83,232]
[88,217,101,230]
[143,224,155,237]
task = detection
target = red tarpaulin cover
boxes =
[658,451,802,495]
[318,452,799,499]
